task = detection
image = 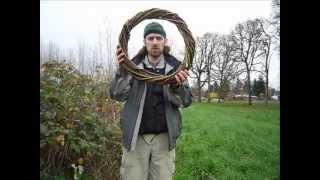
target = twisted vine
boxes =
[118,8,195,85]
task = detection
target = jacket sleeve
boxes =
[167,79,193,108]
[109,68,133,102]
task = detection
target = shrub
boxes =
[40,60,122,180]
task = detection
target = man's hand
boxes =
[175,69,190,85]
[116,46,126,65]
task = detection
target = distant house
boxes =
[273,90,280,101]
[272,95,280,101]
[233,94,257,100]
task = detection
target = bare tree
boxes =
[211,34,245,102]
[66,48,76,65]
[40,38,46,65]
[271,0,280,44]
[232,19,265,105]
[190,36,209,102]
[96,19,117,84]
[233,78,244,95]
[48,40,61,62]
[41,18,117,82]
[101,19,116,77]
[257,18,274,104]
[270,0,280,59]
[203,33,219,102]
[40,39,63,64]
[87,45,99,78]
[77,41,86,74]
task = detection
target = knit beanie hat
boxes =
[143,22,166,38]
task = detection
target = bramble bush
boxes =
[40,60,122,180]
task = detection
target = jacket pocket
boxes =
[165,85,182,108]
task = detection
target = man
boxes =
[110,22,192,180]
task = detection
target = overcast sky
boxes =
[40,0,279,89]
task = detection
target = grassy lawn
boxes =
[174,102,280,180]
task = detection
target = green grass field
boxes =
[174,102,280,180]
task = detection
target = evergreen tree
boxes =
[252,79,257,96]
[271,88,276,96]
[255,76,265,97]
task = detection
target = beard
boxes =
[148,47,162,58]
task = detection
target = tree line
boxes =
[190,15,279,105]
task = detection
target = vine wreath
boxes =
[118,8,195,85]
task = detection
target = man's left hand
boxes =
[175,69,190,85]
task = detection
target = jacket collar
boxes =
[143,54,165,69]
[136,54,174,75]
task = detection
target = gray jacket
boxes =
[109,53,192,151]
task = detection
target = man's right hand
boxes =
[116,46,126,65]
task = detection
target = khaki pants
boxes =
[120,133,176,180]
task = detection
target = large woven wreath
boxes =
[118,8,195,85]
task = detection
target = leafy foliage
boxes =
[40,60,122,180]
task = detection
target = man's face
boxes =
[144,33,167,58]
